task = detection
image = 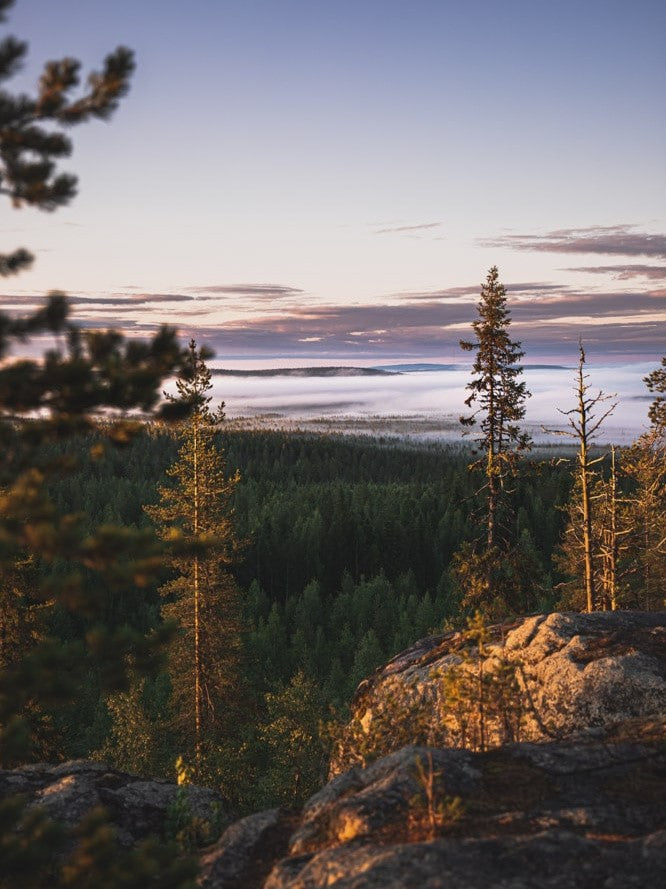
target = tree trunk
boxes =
[578,367,595,613]
[193,417,202,772]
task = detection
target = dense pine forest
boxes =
[0,422,619,795]
[43,428,567,699]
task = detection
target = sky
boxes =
[1,0,665,364]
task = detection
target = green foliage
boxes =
[328,681,437,772]
[644,355,666,430]
[165,788,224,854]
[618,429,666,610]
[437,613,524,752]
[331,614,526,773]
[0,798,197,889]
[254,671,327,808]
[18,425,573,787]
[459,266,531,546]
[456,266,533,611]
[0,0,133,279]
[94,673,167,777]
[451,534,547,618]
[0,5,200,885]
[144,342,243,779]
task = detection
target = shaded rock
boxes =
[0,759,226,846]
[255,721,665,888]
[198,807,296,889]
[264,831,662,889]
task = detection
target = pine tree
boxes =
[145,342,242,779]
[596,446,636,611]
[621,427,666,609]
[0,3,197,883]
[0,0,188,768]
[0,0,134,278]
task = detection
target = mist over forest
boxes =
[192,362,656,444]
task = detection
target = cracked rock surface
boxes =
[338,610,666,768]
[204,719,665,888]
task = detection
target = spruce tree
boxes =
[145,341,242,780]
[455,267,531,613]
[620,427,666,609]
[644,356,666,430]
[459,266,531,549]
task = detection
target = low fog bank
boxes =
[199,363,655,445]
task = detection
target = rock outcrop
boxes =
[195,612,665,888]
[330,611,666,773]
[3,612,665,888]
[0,759,225,847]
[202,718,665,888]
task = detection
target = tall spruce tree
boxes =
[145,341,242,780]
[454,267,531,614]
[459,266,531,549]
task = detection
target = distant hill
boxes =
[210,363,571,378]
[372,363,463,373]
[373,363,571,373]
[211,366,398,377]
[524,364,572,370]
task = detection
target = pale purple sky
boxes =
[1,0,665,363]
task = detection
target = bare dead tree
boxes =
[545,341,617,612]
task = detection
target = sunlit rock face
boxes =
[329,611,666,775]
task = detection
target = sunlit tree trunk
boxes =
[192,414,202,770]
[576,360,595,613]
[145,341,242,780]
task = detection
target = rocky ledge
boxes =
[3,612,665,887]
[330,610,666,773]
[196,611,666,888]
[202,718,665,888]
[0,759,225,847]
